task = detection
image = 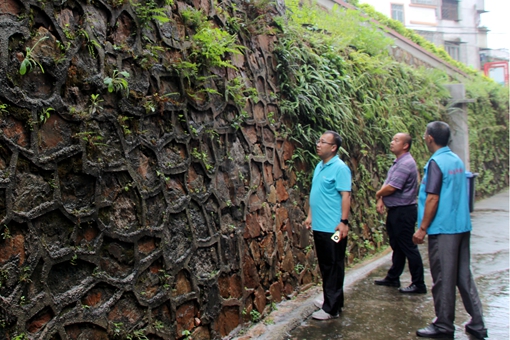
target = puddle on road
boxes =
[476,269,509,340]
[285,265,435,340]
[285,265,509,340]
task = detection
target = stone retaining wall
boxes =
[0,0,317,339]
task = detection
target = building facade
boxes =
[358,0,488,70]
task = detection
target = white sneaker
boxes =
[311,309,339,320]
[313,298,323,309]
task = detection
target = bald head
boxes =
[401,133,412,151]
[390,133,413,157]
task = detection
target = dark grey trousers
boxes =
[428,232,486,333]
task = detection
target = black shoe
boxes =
[399,284,427,294]
[416,324,454,338]
[465,324,488,339]
[374,277,400,287]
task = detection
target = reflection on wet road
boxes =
[286,194,509,340]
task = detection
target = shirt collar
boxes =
[431,146,451,158]
[393,152,411,164]
[321,155,339,168]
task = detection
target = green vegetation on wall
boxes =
[465,80,509,195]
[353,1,509,197]
[277,0,509,261]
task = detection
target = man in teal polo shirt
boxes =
[413,121,487,339]
[304,130,351,320]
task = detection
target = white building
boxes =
[358,0,488,70]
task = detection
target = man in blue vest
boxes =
[413,121,487,339]
[304,130,351,320]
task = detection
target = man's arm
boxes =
[375,184,397,200]
[335,191,351,239]
[413,160,442,244]
[376,184,397,214]
[412,160,442,244]
[304,206,312,229]
[413,194,439,244]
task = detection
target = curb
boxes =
[232,247,392,340]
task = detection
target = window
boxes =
[411,0,437,5]
[391,4,405,23]
[442,0,459,20]
[445,42,461,61]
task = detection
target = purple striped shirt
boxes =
[382,152,418,207]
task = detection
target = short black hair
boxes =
[426,121,450,147]
[325,130,342,152]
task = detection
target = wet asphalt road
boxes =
[284,190,509,340]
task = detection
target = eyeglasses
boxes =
[316,139,335,145]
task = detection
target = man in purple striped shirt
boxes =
[374,133,426,294]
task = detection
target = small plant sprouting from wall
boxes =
[225,77,259,109]
[174,6,245,82]
[104,70,130,96]
[189,21,244,69]
[78,29,101,58]
[0,103,8,115]
[39,107,54,124]
[19,36,48,75]
[131,0,173,28]
[181,7,206,28]
[88,94,103,115]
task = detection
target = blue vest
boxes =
[418,147,471,235]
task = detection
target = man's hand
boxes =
[335,221,349,240]
[414,193,438,244]
[304,215,312,229]
[376,198,385,214]
[413,228,427,244]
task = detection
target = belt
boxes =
[386,204,417,211]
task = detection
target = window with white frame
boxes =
[442,0,459,20]
[391,4,405,23]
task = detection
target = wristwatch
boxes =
[341,219,349,225]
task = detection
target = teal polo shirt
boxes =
[309,155,352,233]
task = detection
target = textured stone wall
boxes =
[389,46,434,69]
[0,0,317,339]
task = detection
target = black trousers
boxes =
[313,230,348,315]
[386,204,425,287]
